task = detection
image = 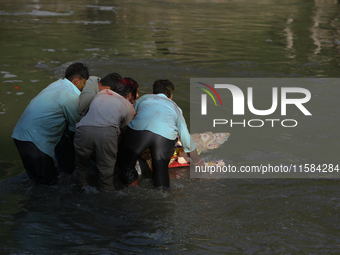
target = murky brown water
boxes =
[1,0,340,253]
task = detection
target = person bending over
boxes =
[74,78,139,191]
[117,79,204,188]
[78,72,122,119]
[116,77,139,105]
[12,62,89,185]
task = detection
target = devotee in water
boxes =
[12,63,89,185]
[117,79,204,188]
[78,72,122,119]
[74,78,139,191]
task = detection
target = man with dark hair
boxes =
[152,79,174,98]
[117,79,204,188]
[78,72,122,118]
[74,78,139,191]
[12,62,89,185]
[116,77,139,104]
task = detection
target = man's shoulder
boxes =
[49,79,80,105]
[32,79,65,100]
[82,76,99,92]
[86,76,100,84]
[95,90,135,112]
[142,94,180,108]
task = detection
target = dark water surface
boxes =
[1,0,340,253]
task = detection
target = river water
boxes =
[1,0,340,254]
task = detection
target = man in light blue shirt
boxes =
[12,62,89,185]
[117,79,204,188]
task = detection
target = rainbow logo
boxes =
[197,82,222,115]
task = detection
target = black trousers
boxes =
[117,127,176,188]
[55,129,75,174]
[13,139,58,185]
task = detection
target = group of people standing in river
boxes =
[12,62,204,191]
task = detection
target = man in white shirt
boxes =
[78,73,122,119]
[74,78,139,191]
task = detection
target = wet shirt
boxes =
[128,94,196,153]
[78,76,100,118]
[76,89,136,129]
[12,78,80,158]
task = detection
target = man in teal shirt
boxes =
[12,62,89,185]
[117,79,204,188]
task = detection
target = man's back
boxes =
[12,78,80,158]
[77,89,135,130]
